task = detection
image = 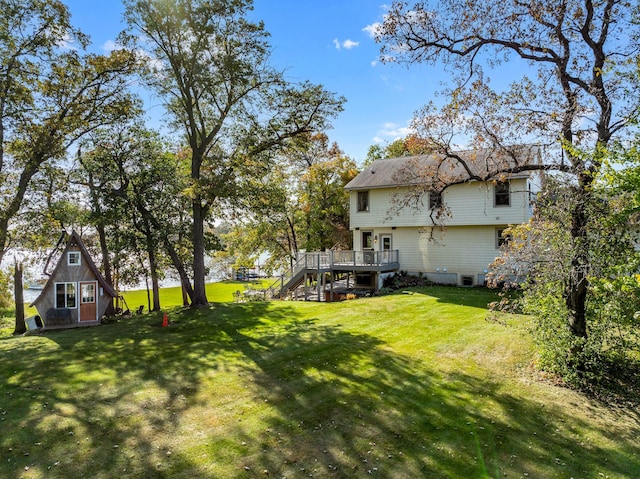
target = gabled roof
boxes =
[31,231,117,306]
[345,145,542,191]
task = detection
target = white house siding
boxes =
[353,225,506,286]
[418,226,504,284]
[444,178,531,226]
[350,188,430,229]
[350,177,531,230]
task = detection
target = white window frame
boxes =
[362,230,374,250]
[357,190,370,212]
[81,283,96,304]
[55,282,77,309]
[494,181,510,207]
[68,251,81,266]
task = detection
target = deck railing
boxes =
[330,249,399,266]
[264,250,399,299]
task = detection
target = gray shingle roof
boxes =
[345,145,541,190]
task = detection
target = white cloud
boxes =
[375,121,414,142]
[342,39,359,49]
[362,22,382,39]
[370,60,378,67]
[55,31,79,51]
[102,40,119,52]
[333,38,360,50]
[135,49,164,73]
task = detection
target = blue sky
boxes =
[64,0,447,164]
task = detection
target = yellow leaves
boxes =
[182,184,197,200]
[572,7,584,20]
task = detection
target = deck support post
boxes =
[304,273,308,301]
[329,271,334,302]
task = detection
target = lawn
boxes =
[119,279,276,311]
[1,285,639,478]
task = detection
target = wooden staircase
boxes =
[265,250,400,300]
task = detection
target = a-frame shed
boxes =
[31,231,116,328]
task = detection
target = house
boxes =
[343,146,542,287]
[31,231,116,328]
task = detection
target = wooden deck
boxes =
[271,250,400,300]
[301,250,400,272]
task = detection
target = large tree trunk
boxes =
[564,181,591,344]
[565,260,588,338]
[97,223,112,285]
[13,262,26,335]
[163,237,194,303]
[191,197,208,306]
[0,218,9,267]
[181,285,190,307]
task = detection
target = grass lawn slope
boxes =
[1,286,639,478]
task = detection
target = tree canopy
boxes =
[123,0,345,306]
[0,0,139,267]
[365,135,437,166]
[220,133,357,274]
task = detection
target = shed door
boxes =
[79,281,97,322]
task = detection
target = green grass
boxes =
[120,279,275,311]
[1,285,639,478]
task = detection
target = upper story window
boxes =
[357,190,369,212]
[494,181,510,206]
[429,190,442,209]
[68,251,81,266]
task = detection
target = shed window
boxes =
[81,283,95,303]
[56,282,76,309]
[68,251,81,266]
[495,181,510,206]
[357,191,369,212]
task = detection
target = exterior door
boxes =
[380,234,392,263]
[380,234,392,251]
[79,281,97,321]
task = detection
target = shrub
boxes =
[382,273,432,291]
[521,270,640,397]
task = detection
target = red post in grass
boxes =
[162,313,168,327]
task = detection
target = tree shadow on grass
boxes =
[0,302,286,478]
[397,285,503,309]
[208,304,640,478]
[0,300,639,478]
